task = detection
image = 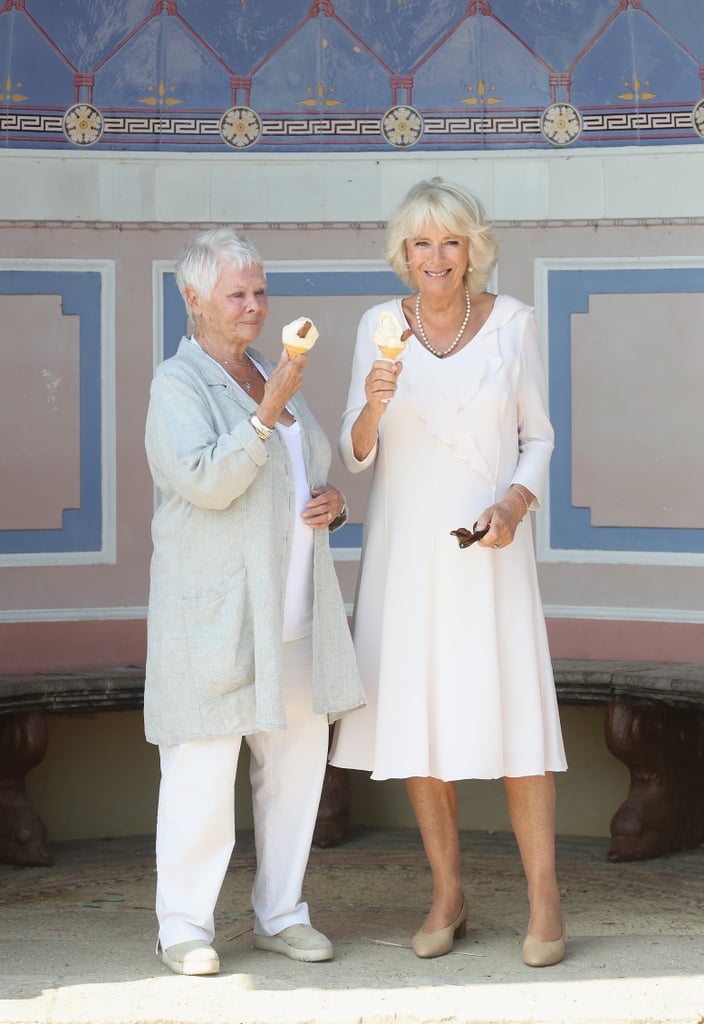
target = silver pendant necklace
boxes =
[415,286,471,358]
[198,337,253,390]
[222,353,254,391]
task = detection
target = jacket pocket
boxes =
[182,567,254,695]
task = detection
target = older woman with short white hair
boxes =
[145,227,364,975]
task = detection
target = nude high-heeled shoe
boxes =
[521,920,566,967]
[411,898,468,959]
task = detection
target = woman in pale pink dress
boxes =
[331,178,567,968]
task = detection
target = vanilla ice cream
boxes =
[282,317,319,358]
[374,311,411,359]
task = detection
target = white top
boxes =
[190,337,313,642]
[329,296,567,781]
[276,419,314,641]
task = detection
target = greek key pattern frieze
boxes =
[1,108,702,148]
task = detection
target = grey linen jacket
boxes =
[144,338,365,746]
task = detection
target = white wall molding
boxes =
[543,605,704,624]
[0,607,147,623]
[2,146,703,224]
[1,602,702,625]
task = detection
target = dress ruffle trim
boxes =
[397,295,531,483]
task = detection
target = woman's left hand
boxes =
[302,486,345,530]
[475,488,531,550]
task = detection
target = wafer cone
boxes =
[375,323,412,360]
[282,317,318,358]
[283,342,310,358]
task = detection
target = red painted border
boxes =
[0,621,146,674]
[547,618,704,664]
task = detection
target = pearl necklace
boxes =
[415,287,471,358]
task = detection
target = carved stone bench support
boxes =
[0,710,51,866]
[605,699,704,862]
[313,726,351,848]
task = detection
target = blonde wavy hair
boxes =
[385,178,498,295]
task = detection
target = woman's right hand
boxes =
[349,358,403,461]
[257,349,307,426]
[364,358,403,414]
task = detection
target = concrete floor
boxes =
[1,828,703,1024]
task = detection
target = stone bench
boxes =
[2,660,703,867]
[552,659,704,863]
[0,668,144,866]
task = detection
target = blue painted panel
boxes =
[491,0,614,72]
[0,7,74,104]
[251,18,390,114]
[414,15,552,112]
[337,0,466,74]
[0,270,103,554]
[548,267,704,554]
[163,273,187,361]
[180,0,310,72]
[95,16,232,113]
[646,0,704,63]
[572,7,700,109]
[266,271,406,296]
[22,0,153,72]
[330,522,362,550]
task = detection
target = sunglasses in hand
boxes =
[450,524,490,549]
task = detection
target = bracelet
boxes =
[250,413,274,441]
[510,484,531,514]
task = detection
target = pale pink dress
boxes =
[329,295,567,781]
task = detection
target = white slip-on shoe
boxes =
[159,939,220,975]
[253,924,333,962]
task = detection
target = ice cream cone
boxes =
[282,316,319,359]
[374,312,411,361]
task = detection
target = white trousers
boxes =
[155,636,329,949]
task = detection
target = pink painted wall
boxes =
[1,220,702,672]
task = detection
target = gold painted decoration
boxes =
[461,79,502,106]
[138,81,182,107]
[0,76,27,102]
[618,77,656,102]
[298,83,341,108]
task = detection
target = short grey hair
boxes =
[385,178,498,294]
[175,227,264,311]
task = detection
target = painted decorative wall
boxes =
[1,0,703,674]
[2,0,704,153]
